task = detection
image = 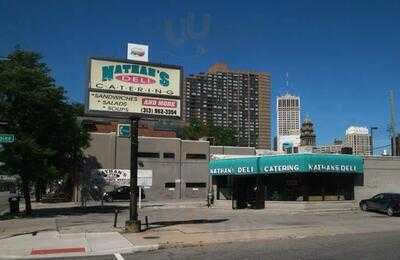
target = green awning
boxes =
[209,157,259,175]
[209,154,363,176]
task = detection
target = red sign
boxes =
[116,75,156,84]
[142,98,177,108]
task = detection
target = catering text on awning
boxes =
[209,154,363,176]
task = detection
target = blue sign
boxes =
[0,134,15,143]
[118,124,130,138]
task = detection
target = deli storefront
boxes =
[209,154,363,209]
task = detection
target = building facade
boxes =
[392,134,400,156]
[277,93,301,152]
[345,126,370,155]
[210,154,400,208]
[84,134,210,201]
[83,133,257,201]
[183,63,271,149]
[314,144,344,154]
[300,118,316,147]
[83,133,400,207]
[82,118,180,138]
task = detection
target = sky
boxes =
[1,0,399,150]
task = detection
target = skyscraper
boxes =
[345,126,370,155]
[276,93,301,152]
[183,63,271,149]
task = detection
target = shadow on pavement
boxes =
[145,218,229,230]
[0,205,128,220]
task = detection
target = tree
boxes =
[182,119,208,140]
[0,49,89,214]
[208,124,237,146]
[182,119,237,146]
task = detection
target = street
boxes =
[44,230,400,260]
[0,192,9,214]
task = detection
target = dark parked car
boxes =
[103,186,145,202]
[359,193,400,216]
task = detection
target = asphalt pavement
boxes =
[41,230,400,260]
[0,192,9,214]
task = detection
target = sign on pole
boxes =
[0,134,15,143]
[85,57,181,232]
[127,43,149,62]
[93,169,153,188]
[118,124,130,138]
[85,57,182,119]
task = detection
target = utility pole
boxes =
[208,137,214,206]
[370,127,378,156]
[389,90,397,156]
[125,117,141,232]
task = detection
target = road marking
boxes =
[31,247,85,255]
[114,253,125,260]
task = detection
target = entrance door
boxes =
[232,176,265,209]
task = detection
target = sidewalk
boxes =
[0,200,206,238]
[0,231,134,259]
[1,201,400,259]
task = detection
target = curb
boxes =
[86,245,159,256]
[154,232,310,251]
[0,245,161,259]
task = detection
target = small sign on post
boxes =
[127,43,149,62]
[118,124,130,138]
[0,134,15,143]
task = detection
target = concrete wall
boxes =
[355,156,400,202]
[85,133,116,169]
[181,140,210,199]
[210,146,256,155]
[85,134,210,201]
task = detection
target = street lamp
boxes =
[370,127,378,156]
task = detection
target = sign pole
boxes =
[126,117,141,232]
[139,186,142,209]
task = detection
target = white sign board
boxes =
[93,169,153,187]
[86,58,182,119]
[89,59,181,97]
[137,169,153,187]
[0,175,18,182]
[88,92,180,117]
[127,43,149,62]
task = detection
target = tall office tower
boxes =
[183,63,271,149]
[345,126,371,155]
[276,94,301,153]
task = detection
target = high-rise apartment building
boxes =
[345,126,370,155]
[183,63,271,149]
[276,94,301,152]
